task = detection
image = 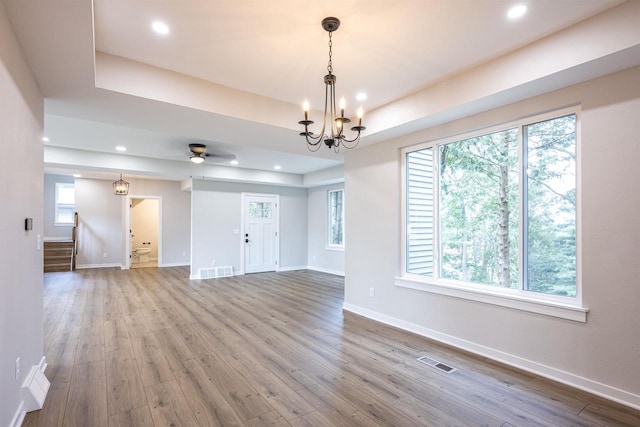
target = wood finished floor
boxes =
[24,267,640,427]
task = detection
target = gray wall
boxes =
[0,3,45,425]
[73,177,191,268]
[307,183,345,275]
[344,66,640,407]
[43,174,74,240]
[191,179,308,276]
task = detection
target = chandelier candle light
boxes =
[299,17,365,152]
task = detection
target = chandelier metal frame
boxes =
[298,17,365,152]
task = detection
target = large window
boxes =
[404,111,577,303]
[55,182,75,225]
[328,189,344,248]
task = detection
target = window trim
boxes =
[327,188,345,250]
[54,182,75,226]
[399,106,586,321]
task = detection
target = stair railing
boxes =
[72,212,78,271]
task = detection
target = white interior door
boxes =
[243,194,279,273]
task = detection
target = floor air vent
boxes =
[417,355,457,374]
[199,266,233,279]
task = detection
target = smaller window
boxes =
[328,189,344,247]
[249,202,271,218]
[55,183,75,225]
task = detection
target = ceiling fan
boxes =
[188,143,236,164]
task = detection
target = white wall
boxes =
[191,179,307,277]
[307,183,345,275]
[0,3,45,425]
[43,174,74,240]
[344,67,640,408]
[73,177,190,268]
[74,178,123,267]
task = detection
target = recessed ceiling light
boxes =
[73,174,82,178]
[356,92,367,101]
[42,137,49,142]
[116,146,127,152]
[507,4,528,20]
[152,21,170,35]
[274,165,282,170]
[230,160,239,165]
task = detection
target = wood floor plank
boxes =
[578,402,640,426]
[192,351,274,421]
[129,334,175,386]
[63,360,108,427]
[244,410,292,427]
[144,380,201,427]
[24,267,640,427]
[224,351,316,421]
[108,406,154,427]
[105,348,147,416]
[174,365,245,426]
[104,318,132,353]
[295,383,383,427]
[151,327,197,372]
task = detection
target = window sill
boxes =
[394,276,588,323]
[325,245,345,252]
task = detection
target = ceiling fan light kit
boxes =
[188,143,236,164]
[190,153,205,164]
[299,17,366,153]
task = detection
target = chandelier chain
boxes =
[327,31,333,75]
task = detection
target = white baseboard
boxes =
[343,302,640,411]
[277,265,308,272]
[189,273,200,280]
[9,401,24,427]
[307,265,345,277]
[76,263,122,269]
[160,262,190,267]
[37,356,47,372]
[9,356,48,427]
[43,237,72,242]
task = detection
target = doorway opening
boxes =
[125,195,162,269]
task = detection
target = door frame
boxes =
[123,195,163,269]
[240,192,280,275]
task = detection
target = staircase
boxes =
[44,212,78,273]
[43,241,74,272]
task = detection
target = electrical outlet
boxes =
[369,287,375,298]
[211,259,216,266]
[103,252,108,258]
[15,357,20,381]
[182,251,186,257]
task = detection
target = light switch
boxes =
[36,235,42,251]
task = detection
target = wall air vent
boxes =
[199,266,233,279]
[417,355,457,374]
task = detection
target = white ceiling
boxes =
[2,0,634,184]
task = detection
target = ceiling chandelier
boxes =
[299,17,365,152]
[112,173,129,196]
